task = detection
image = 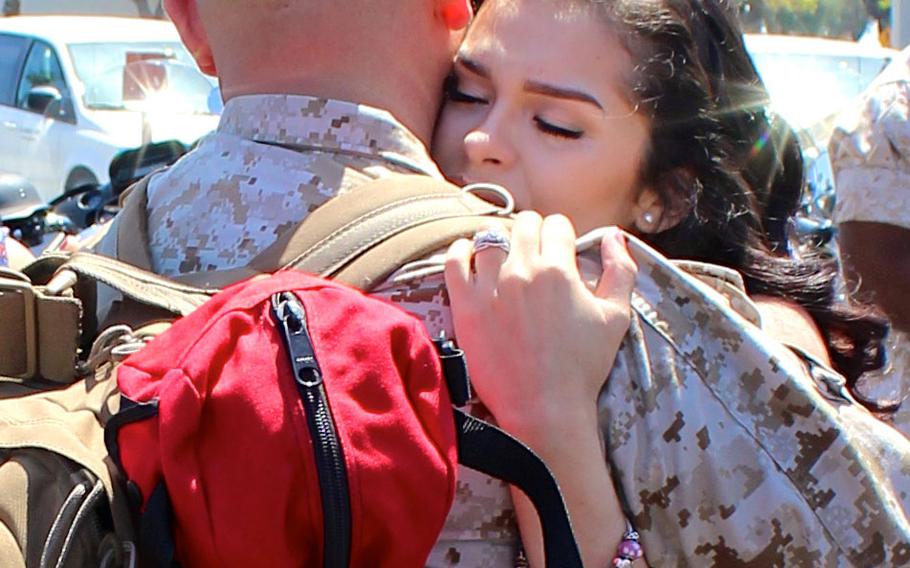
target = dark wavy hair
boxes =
[472,0,889,406]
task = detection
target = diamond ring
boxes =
[472,228,511,255]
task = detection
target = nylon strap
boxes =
[454,409,584,567]
[118,174,511,292]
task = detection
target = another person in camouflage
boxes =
[436,0,904,565]
[829,45,910,436]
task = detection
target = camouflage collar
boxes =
[217,94,442,178]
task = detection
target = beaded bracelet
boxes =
[514,519,644,567]
[611,520,643,567]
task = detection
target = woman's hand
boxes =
[444,211,637,435]
[444,211,641,568]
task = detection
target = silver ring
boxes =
[472,228,511,255]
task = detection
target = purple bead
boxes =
[618,539,644,559]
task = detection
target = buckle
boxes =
[123,541,137,568]
[0,278,37,379]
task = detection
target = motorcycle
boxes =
[0,140,188,255]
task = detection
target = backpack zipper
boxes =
[272,292,351,568]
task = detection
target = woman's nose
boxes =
[463,113,514,169]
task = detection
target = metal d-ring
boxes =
[461,182,515,216]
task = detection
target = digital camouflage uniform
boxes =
[95,94,910,567]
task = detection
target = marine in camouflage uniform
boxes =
[95,94,910,567]
[95,94,521,566]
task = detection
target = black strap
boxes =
[139,482,179,568]
[454,408,583,567]
[104,397,177,567]
[433,336,472,407]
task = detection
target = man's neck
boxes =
[219,66,444,148]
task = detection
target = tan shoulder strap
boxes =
[173,175,512,290]
[331,213,510,290]
[114,171,511,292]
[115,175,155,271]
[280,175,511,287]
[0,251,213,383]
[2,174,506,381]
[60,252,214,317]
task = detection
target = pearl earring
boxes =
[642,212,655,225]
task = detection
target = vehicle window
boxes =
[68,42,215,114]
[749,51,874,131]
[16,41,76,122]
[859,56,892,88]
[0,34,30,107]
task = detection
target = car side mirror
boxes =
[26,85,63,115]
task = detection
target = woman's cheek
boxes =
[433,114,468,174]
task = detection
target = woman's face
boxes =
[433,0,654,234]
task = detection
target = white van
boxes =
[0,16,220,202]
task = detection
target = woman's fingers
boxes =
[449,215,630,307]
[472,222,511,293]
[444,238,474,300]
[507,211,544,266]
[594,227,638,301]
[540,214,578,273]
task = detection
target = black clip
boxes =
[433,333,472,407]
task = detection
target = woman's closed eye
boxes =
[534,116,584,140]
[445,74,488,105]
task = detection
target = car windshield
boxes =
[68,42,216,114]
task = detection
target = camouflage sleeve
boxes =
[373,274,523,567]
[830,78,910,229]
[602,238,910,566]
[377,240,910,567]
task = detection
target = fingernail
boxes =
[602,226,623,246]
[614,227,626,245]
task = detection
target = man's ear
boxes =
[438,0,473,30]
[164,0,217,75]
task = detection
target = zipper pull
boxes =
[272,292,322,387]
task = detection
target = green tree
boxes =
[2,0,19,16]
[738,0,878,38]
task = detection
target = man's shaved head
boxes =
[165,0,472,144]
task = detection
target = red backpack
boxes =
[103,177,583,567]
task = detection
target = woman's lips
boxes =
[455,175,489,187]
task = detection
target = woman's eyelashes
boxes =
[534,116,584,140]
[446,73,585,140]
[445,74,488,104]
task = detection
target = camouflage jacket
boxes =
[95,95,910,567]
[599,243,910,567]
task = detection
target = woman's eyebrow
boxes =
[523,80,604,110]
[455,55,604,111]
[455,56,489,77]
